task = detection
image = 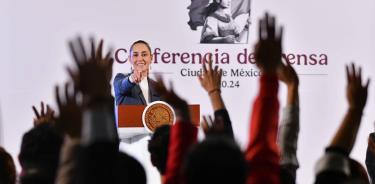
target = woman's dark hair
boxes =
[129,40,152,54]
[203,0,221,17]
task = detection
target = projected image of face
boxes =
[219,0,231,9]
[196,0,251,44]
[131,43,152,74]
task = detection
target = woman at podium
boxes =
[113,40,161,105]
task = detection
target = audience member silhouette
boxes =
[148,125,170,182]
[0,146,16,184]
[19,123,63,184]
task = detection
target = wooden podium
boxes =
[117,104,200,128]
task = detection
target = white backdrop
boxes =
[1,0,375,183]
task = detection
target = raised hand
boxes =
[198,58,222,94]
[67,37,113,98]
[131,70,143,84]
[198,57,226,111]
[346,63,370,110]
[32,101,55,126]
[55,82,83,138]
[254,13,283,73]
[201,115,225,137]
[329,63,370,154]
[154,75,190,122]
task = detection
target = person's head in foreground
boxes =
[148,125,171,176]
[18,123,63,184]
[183,136,247,184]
[0,146,16,184]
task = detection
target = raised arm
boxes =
[245,12,282,184]
[68,36,116,145]
[65,37,118,184]
[113,73,135,94]
[315,63,370,183]
[198,58,234,139]
[154,76,198,184]
[329,63,370,153]
[54,82,83,184]
[277,62,300,180]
